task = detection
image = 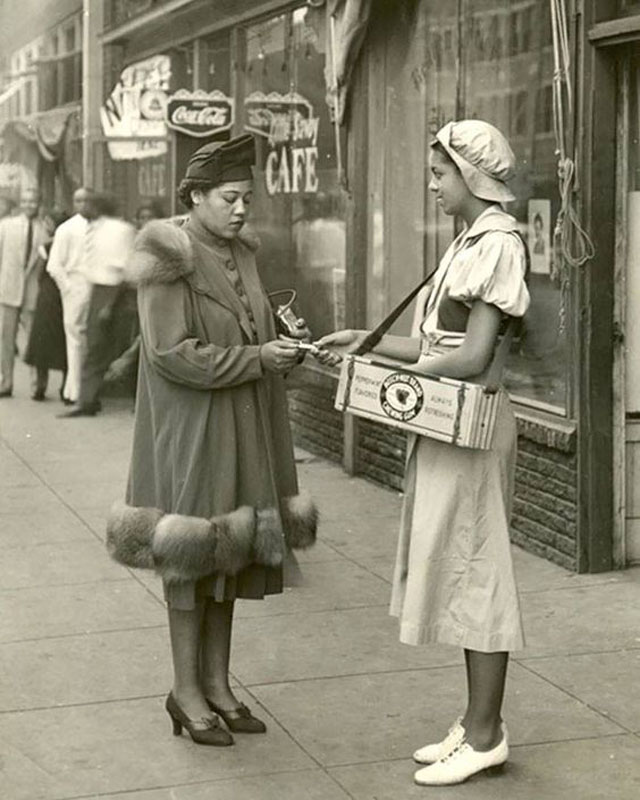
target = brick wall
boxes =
[356,421,405,491]
[288,380,579,571]
[288,383,343,463]
[511,417,578,571]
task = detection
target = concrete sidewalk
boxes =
[1,365,639,800]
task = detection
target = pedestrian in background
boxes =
[61,193,135,417]
[46,187,92,405]
[24,209,69,400]
[102,200,165,387]
[318,120,530,787]
[134,200,164,230]
[115,135,313,746]
[0,186,48,399]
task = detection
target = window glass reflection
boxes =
[421,0,567,411]
[243,8,346,340]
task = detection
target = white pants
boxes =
[60,273,91,402]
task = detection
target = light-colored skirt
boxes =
[389,392,525,652]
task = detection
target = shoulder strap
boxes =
[482,229,530,394]
[353,263,439,356]
[353,230,531,366]
[481,318,516,394]
[354,227,530,393]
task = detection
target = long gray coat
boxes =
[0,214,48,310]
[124,219,311,575]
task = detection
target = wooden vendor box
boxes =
[335,355,502,450]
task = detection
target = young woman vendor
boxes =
[317,119,530,786]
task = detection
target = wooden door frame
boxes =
[577,0,624,572]
[586,6,640,568]
[613,54,629,568]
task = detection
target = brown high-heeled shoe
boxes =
[206,698,267,734]
[165,693,234,746]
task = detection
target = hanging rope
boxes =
[329,11,345,186]
[550,0,594,269]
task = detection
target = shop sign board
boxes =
[165,90,235,137]
[244,91,320,196]
[100,54,171,161]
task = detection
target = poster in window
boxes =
[527,198,551,275]
[100,54,171,161]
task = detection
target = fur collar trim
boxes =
[126,218,261,286]
[106,492,318,583]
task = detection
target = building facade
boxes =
[0,0,83,209]
[1,0,639,573]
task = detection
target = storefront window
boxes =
[466,0,565,411]
[169,37,232,198]
[199,32,231,93]
[241,7,346,339]
[420,0,566,412]
[167,44,195,93]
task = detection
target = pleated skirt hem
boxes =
[164,564,283,610]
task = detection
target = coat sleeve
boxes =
[138,279,264,390]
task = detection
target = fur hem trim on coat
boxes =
[106,492,318,582]
[126,218,261,286]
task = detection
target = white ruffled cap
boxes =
[435,120,516,203]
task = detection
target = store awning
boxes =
[2,104,80,162]
[35,105,80,160]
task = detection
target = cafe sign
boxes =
[165,89,235,137]
[244,91,320,196]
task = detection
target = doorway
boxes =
[615,45,640,565]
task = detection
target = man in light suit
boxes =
[0,187,48,398]
[46,187,92,404]
[60,193,135,417]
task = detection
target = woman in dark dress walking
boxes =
[24,210,69,401]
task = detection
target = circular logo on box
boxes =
[380,373,424,421]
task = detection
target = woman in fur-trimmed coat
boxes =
[111,135,315,746]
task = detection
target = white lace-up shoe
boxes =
[413,718,465,764]
[414,736,508,786]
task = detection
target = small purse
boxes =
[268,289,312,341]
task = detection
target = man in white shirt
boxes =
[0,187,48,398]
[61,193,135,417]
[46,187,92,404]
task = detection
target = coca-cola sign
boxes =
[165,89,234,137]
